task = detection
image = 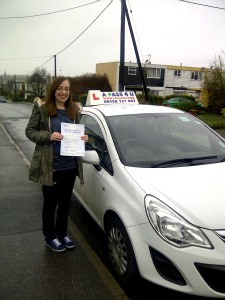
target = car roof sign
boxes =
[86,90,139,106]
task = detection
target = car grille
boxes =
[149,247,186,285]
[195,263,225,293]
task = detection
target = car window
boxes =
[107,113,225,167]
[80,115,113,174]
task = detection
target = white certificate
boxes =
[60,123,85,156]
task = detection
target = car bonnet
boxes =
[125,162,225,229]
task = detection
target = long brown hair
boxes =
[44,76,80,119]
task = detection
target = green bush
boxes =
[164,94,195,101]
[78,93,87,107]
[137,94,163,105]
[221,108,225,117]
[173,102,200,112]
[150,95,164,105]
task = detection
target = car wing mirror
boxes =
[82,150,100,165]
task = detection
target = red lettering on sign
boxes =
[93,94,99,100]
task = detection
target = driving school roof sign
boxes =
[86,90,139,106]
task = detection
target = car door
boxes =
[74,113,114,227]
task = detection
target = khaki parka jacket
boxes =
[25,98,84,186]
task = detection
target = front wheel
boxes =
[106,216,138,283]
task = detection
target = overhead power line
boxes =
[56,0,113,56]
[26,56,54,75]
[26,0,113,74]
[0,56,51,61]
[178,0,225,10]
[0,0,101,19]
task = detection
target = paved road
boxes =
[0,120,128,300]
[1,102,224,300]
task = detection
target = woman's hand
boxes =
[81,134,89,143]
[50,132,64,141]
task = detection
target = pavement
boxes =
[0,122,128,300]
[213,128,225,139]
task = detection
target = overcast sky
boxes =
[0,0,225,77]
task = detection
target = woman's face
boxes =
[55,80,70,106]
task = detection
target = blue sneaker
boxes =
[45,238,66,252]
[59,236,75,249]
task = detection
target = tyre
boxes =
[106,216,138,283]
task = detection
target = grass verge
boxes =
[196,113,225,129]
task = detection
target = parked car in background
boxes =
[74,90,225,298]
[0,96,6,103]
[162,97,204,108]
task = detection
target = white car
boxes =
[0,96,6,103]
[74,90,225,298]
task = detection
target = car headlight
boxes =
[145,196,212,249]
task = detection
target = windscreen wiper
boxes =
[152,155,217,168]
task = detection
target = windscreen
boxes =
[107,113,225,167]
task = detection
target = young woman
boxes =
[26,76,88,252]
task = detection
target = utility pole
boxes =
[119,0,149,102]
[54,55,57,77]
[14,75,17,94]
[119,0,125,91]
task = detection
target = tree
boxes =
[70,73,112,102]
[27,68,51,99]
[202,54,225,113]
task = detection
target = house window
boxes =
[149,90,159,96]
[191,71,200,80]
[128,67,136,75]
[146,68,161,78]
[174,70,181,77]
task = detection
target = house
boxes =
[165,65,205,100]
[0,74,27,93]
[96,61,207,100]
